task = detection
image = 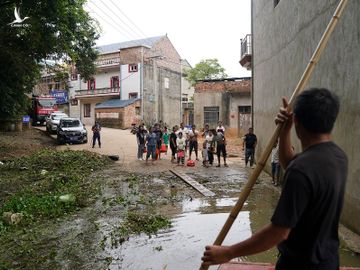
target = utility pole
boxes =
[119,50,122,100]
[140,46,144,120]
[140,45,151,123]
[153,58,157,122]
[179,58,183,124]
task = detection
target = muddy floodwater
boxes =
[1,162,360,269]
[101,166,360,270]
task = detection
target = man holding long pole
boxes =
[201,88,347,270]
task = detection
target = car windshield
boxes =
[52,114,67,120]
[61,120,81,128]
[37,99,56,107]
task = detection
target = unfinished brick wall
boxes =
[120,47,142,65]
[123,100,141,128]
[194,79,252,93]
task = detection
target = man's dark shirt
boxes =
[244,133,257,149]
[271,142,347,270]
[154,128,163,144]
[136,131,145,145]
[170,132,177,147]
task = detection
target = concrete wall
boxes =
[193,92,251,134]
[229,94,251,136]
[252,0,360,233]
[95,70,119,89]
[143,64,181,127]
[120,63,140,100]
[77,97,112,126]
[193,92,225,129]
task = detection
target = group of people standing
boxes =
[133,121,278,179]
[134,121,230,167]
[169,121,228,167]
[135,122,165,163]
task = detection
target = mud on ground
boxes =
[0,129,56,160]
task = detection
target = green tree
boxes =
[184,59,227,86]
[0,0,99,120]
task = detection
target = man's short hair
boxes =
[294,88,339,134]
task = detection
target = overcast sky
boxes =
[85,0,251,78]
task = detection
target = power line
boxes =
[107,0,147,38]
[86,5,135,42]
[87,6,129,38]
[87,1,140,41]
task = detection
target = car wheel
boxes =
[83,139,88,144]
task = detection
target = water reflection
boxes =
[106,188,360,269]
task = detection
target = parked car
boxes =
[57,118,88,144]
[46,112,68,133]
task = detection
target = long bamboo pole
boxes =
[200,0,348,269]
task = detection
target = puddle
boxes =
[103,186,360,269]
[106,197,251,270]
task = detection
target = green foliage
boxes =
[0,0,99,119]
[121,212,171,236]
[0,149,109,234]
[184,58,227,86]
[1,194,76,219]
[110,212,171,248]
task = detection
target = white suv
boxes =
[46,112,68,134]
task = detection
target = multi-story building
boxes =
[251,0,360,235]
[69,35,184,128]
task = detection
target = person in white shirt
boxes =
[176,132,186,165]
[271,140,280,186]
[188,124,199,161]
[216,121,226,133]
[205,130,215,165]
[176,122,189,138]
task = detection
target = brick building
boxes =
[193,78,251,136]
[69,35,184,127]
[94,98,141,129]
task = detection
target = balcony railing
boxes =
[75,87,120,97]
[94,57,120,68]
[240,34,252,70]
[240,34,252,57]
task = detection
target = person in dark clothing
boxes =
[91,121,101,148]
[242,127,257,167]
[201,88,347,270]
[146,127,157,163]
[170,126,178,163]
[136,125,146,160]
[214,129,227,167]
[153,123,163,160]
